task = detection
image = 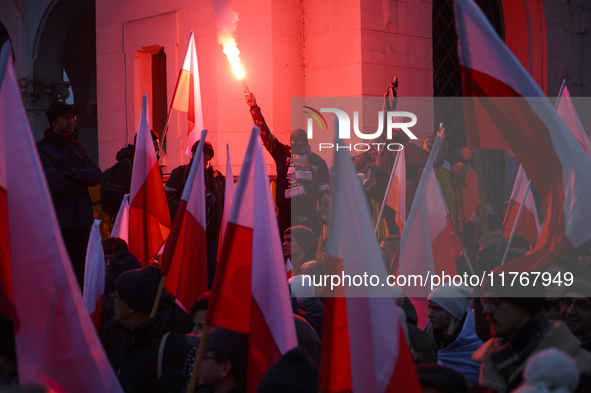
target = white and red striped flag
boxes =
[129,95,171,266]
[83,220,105,331]
[556,84,591,159]
[503,165,541,247]
[320,127,420,393]
[160,130,208,311]
[110,193,129,242]
[454,0,591,270]
[205,127,297,393]
[170,31,203,158]
[0,42,123,393]
[377,148,406,234]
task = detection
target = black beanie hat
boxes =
[416,363,468,393]
[105,251,142,293]
[114,266,160,314]
[46,102,78,126]
[102,237,128,257]
[257,347,319,393]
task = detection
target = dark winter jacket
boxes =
[36,129,102,228]
[402,296,438,363]
[105,297,194,393]
[102,145,135,217]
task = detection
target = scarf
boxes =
[489,310,551,374]
[286,145,313,199]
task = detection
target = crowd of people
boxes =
[2,79,591,393]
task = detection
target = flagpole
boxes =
[150,275,166,318]
[500,178,532,266]
[158,109,173,151]
[187,325,212,393]
[375,151,402,235]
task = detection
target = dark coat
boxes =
[105,298,194,393]
[102,145,135,217]
[36,129,102,228]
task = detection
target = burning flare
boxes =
[221,38,244,79]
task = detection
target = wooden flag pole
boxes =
[187,325,212,393]
[150,275,166,318]
[158,109,173,151]
[500,179,532,266]
[473,148,490,247]
[374,153,402,235]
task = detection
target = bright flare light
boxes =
[222,38,245,79]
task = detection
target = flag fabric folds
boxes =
[555,84,591,159]
[206,127,297,393]
[321,130,420,393]
[110,194,129,242]
[381,148,406,234]
[0,42,123,393]
[83,220,105,330]
[129,95,171,266]
[503,165,541,247]
[160,131,208,311]
[170,31,204,157]
[454,0,591,270]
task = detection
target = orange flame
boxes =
[221,38,244,79]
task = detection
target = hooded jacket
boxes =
[106,297,194,393]
[36,129,102,228]
[102,144,135,217]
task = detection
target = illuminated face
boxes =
[422,137,435,152]
[560,294,591,338]
[283,233,304,261]
[478,229,505,253]
[52,113,76,135]
[191,309,207,335]
[482,295,529,339]
[427,300,451,332]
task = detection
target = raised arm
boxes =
[245,92,281,154]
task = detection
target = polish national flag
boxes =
[129,95,171,266]
[206,127,297,392]
[454,0,591,270]
[110,194,129,242]
[83,220,105,330]
[0,42,123,393]
[320,128,420,393]
[556,84,591,159]
[398,136,458,293]
[379,148,406,234]
[160,131,208,311]
[170,31,203,158]
[503,165,541,247]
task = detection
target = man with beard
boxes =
[245,93,330,248]
[473,279,591,392]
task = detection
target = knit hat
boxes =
[416,363,468,393]
[46,102,78,126]
[286,226,315,255]
[257,347,319,393]
[514,348,579,393]
[185,327,249,369]
[474,214,505,241]
[428,284,471,321]
[192,139,214,158]
[114,266,160,314]
[102,237,128,257]
[105,251,142,293]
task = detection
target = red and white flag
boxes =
[161,130,208,311]
[110,194,129,242]
[503,165,541,247]
[129,95,171,266]
[0,42,123,393]
[454,0,591,270]
[83,220,105,331]
[170,31,203,157]
[206,127,298,392]
[556,84,591,159]
[379,148,406,234]
[220,144,235,245]
[320,129,420,393]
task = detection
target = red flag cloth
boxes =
[454,0,591,271]
[170,31,204,157]
[206,127,298,392]
[83,220,106,331]
[160,132,208,311]
[321,128,421,393]
[503,166,541,247]
[129,95,171,265]
[0,42,123,393]
[556,85,591,158]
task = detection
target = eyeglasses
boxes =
[489,235,505,243]
[560,299,591,311]
[108,292,122,302]
[480,297,502,311]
